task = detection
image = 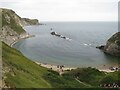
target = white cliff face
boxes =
[1,26,19,45]
[0,26,30,46]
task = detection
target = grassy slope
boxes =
[63,67,120,87]
[2,42,88,88]
[2,42,51,88]
[2,42,120,88]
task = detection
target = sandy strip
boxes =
[99,69,115,72]
[35,62,75,74]
[35,62,116,74]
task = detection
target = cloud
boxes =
[1,0,119,21]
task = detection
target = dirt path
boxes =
[75,78,92,87]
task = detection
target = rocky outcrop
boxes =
[51,31,71,40]
[97,32,120,56]
[0,8,38,46]
[51,31,61,37]
[104,32,120,56]
[22,18,39,26]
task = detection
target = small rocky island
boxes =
[97,32,120,56]
[51,31,71,40]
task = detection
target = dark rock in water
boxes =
[96,45,105,50]
[56,34,61,37]
[50,31,70,40]
[61,36,66,39]
[51,32,56,35]
[51,31,61,37]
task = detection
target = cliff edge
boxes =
[104,32,120,56]
[0,8,39,46]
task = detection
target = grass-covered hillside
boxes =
[2,42,51,88]
[63,68,120,88]
[2,42,88,88]
[2,42,120,88]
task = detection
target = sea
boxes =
[13,22,119,69]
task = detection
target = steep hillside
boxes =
[2,8,25,34]
[2,42,51,88]
[2,43,119,88]
[0,8,39,46]
[2,42,88,88]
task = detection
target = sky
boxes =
[1,0,119,21]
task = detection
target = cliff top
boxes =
[108,32,120,46]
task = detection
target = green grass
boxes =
[100,71,120,85]
[2,42,51,88]
[2,42,120,88]
[63,67,120,87]
[43,69,88,88]
[2,42,88,88]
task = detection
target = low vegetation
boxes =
[63,67,120,88]
[2,42,87,88]
[2,42,120,89]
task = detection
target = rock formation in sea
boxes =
[51,31,71,40]
[97,32,120,56]
[0,8,39,46]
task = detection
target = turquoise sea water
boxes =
[13,22,119,68]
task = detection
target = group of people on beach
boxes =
[50,64,65,73]
[109,64,120,71]
[56,65,65,72]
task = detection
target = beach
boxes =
[11,23,119,74]
[35,61,118,75]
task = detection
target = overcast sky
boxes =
[1,0,119,21]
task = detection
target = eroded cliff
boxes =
[0,8,39,46]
